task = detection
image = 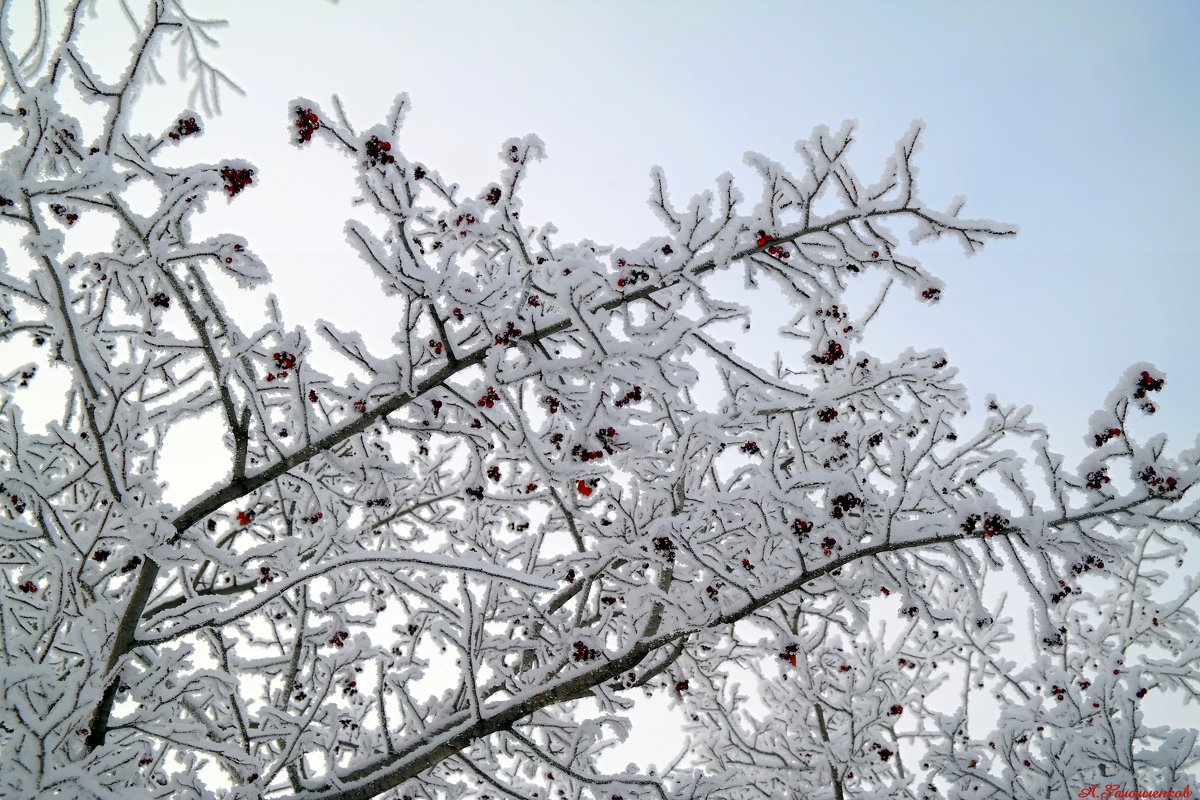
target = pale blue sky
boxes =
[128,0,1196,471]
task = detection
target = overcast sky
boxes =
[8,0,1200,772]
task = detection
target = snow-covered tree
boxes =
[1,5,1196,800]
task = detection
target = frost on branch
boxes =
[0,6,1196,800]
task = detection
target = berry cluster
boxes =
[1134,370,1165,399]
[149,292,170,309]
[259,566,275,584]
[18,580,37,593]
[294,107,320,143]
[791,518,813,538]
[740,441,760,455]
[576,478,598,497]
[706,584,720,599]
[565,568,576,583]
[959,513,1008,536]
[220,166,253,197]
[596,426,617,448]
[0,195,13,207]
[1050,579,1080,604]
[921,288,941,301]
[342,679,358,697]
[741,558,755,572]
[428,339,443,355]
[364,136,395,167]
[829,492,862,519]
[652,535,676,561]
[600,595,619,606]
[816,305,844,321]
[236,510,255,526]
[870,743,894,762]
[485,187,502,205]
[1085,468,1111,490]
[453,212,478,233]
[614,385,643,407]
[264,351,297,383]
[430,399,443,417]
[571,444,604,462]
[779,643,798,667]
[819,535,838,557]
[573,640,601,662]
[466,486,484,501]
[15,368,33,388]
[50,203,78,226]
[477,386,501,408]
[550,432,564,450]
[811,340,845,365]
[353,399,367,413]
[817,407,838,423]
[661,244,673,255]
[1138,465,1178,495]
[364,498,391,508]
[222,243,245,266]
[121,556,141,574]
[888,705,905,718]
[308,390,319,404]
[615,258,652,288]
[897,657,918,670]
[751,229,790,258]
[304,511,324,524]
[93,549,110,562]
[1093,427,1122,447]
[494,321,523,346]
[1070,554,1104,575]
[525,482,537,493]
[487,465,501,482]
[1041,627,1067,648]
[1049,684,1067,701]
[542,395,561,414]
[867,432,884,448]
[905,606,919,617]
[168,116,200,141]
[451,307,465,322]
[673,679,688,694]
[413,165,426,180]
